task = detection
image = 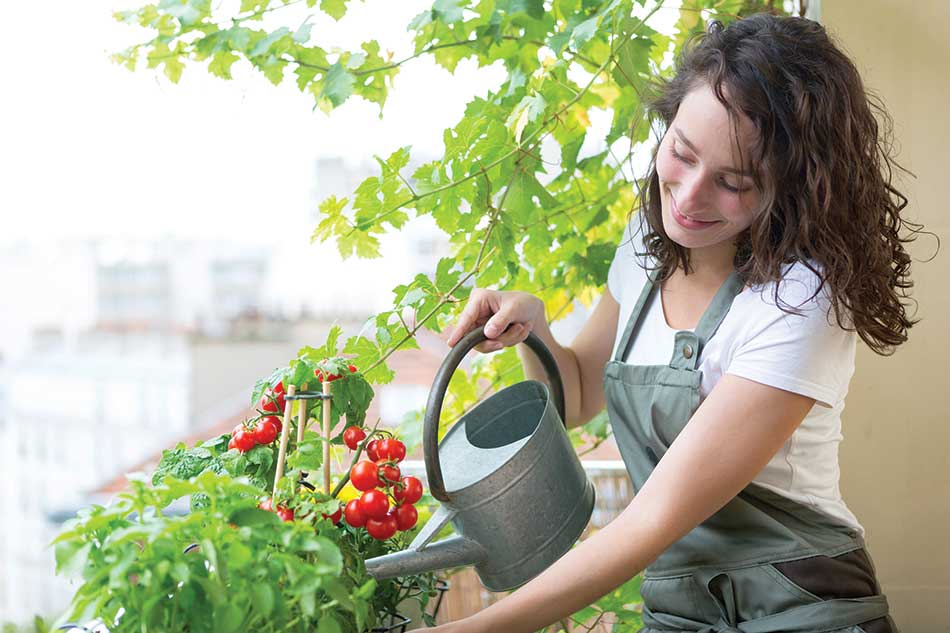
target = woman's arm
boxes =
[425,373,817,633]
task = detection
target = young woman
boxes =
[427,12,924,633]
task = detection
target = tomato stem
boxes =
[330,418,384,498]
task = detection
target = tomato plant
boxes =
[56,349,440,632]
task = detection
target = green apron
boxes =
[603,268,895,633]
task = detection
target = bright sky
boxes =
[0,1,510,246]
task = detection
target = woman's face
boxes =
[655,82,763,269]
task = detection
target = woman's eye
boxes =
[720,179,741,193]
[670,145,693,164]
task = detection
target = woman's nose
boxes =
[675,171,707,213]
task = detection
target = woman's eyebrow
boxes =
[674,125,752,177]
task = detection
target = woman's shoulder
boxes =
[741,259,854,331]
[747,260,832,310]
[608,219,653,303]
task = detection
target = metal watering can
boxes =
[364,326,596,591]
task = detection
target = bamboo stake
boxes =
[296,383,309,444]
[323,380,331,495]
[273,384,297,500]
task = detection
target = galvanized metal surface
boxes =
[365,326,595,592]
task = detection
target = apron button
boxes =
[683,344,694,359]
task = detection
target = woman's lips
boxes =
[671,195,719,229]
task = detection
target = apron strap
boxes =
[613,267,660,363]
[611,265,744,368]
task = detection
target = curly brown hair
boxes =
[633,13,935,356]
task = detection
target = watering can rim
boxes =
[438,378,557,498]
[423,325,566,503]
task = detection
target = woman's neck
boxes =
[681,240,737,282]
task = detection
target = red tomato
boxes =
[313,368,342,382]
[259,395,279,414]
[358,490,390,520]
[393,476,423,505]
[344,499,367,528]
[365,438,381,461]
[249,418,278,445]
[321,505,343,525]
[272,381,286,410]
[350,460,380,491]
[261,414,281,433]
[365,514,398,541]
[259,496,293,521]
[393,504,418,531]
[377,438,406,463]
[229,425,256,453]
[376,460,400,486]
[343,426,366,450]
[348,364,358,373]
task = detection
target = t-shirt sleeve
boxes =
[607,243,625,304]
[725,266,856,409]
[607,219,646,305]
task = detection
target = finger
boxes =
[447,301,482,347]
[492,323,528,348]
[483,309,513,339]
[474,324,524,353]
[448,291,494,346]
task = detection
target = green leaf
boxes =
[229,507,280,527]
[213,603,243,633]
[287,432,325,471]
[317,614,342,633]
[300,590,316,617]
[292,21,313,44]
[251,583,275,618]
[505,93,546,143]
[570,16,599,48]
[320,0,348,20]
[433,0,465,23]
[248,27,291,57]
[240,0,270,11]
[319,62,355,108]
[152,443,214,484]
[163,0,211,26]
[54,541,91,578]
[208,51,239,79]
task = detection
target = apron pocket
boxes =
[641,574,716,624]
[771,549,880,600]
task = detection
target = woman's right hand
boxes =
[445,288,545,353]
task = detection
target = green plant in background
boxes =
[101,1,795,630]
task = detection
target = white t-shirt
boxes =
[606,221,864,535]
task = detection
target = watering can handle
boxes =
[424,325,566,503]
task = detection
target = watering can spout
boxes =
[364,534,487,580]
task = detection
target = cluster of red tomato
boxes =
[258,496,294,522]
[314,363,358,382]
[342,429,423,541]
[228,382,287,452]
